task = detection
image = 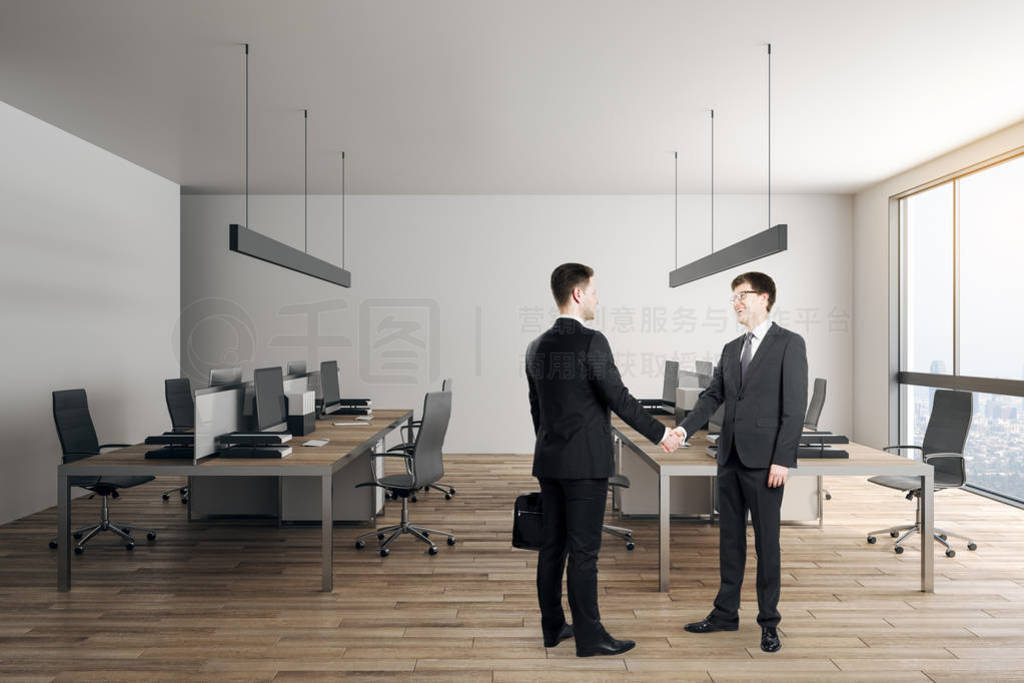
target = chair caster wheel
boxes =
[422,531,429,537]
[967,543,977,551]
[411,496,418,503]
[49,540,58,549]
[379,548,390,557]
[945,549,956,558]
[445,493,452,500]
[447,537,456,546]
[181,498,188,504]
[867,536,877,544]
[894,545,904,554]
[355,540,366,549]
[122,527,131,535]
[448,488,455,495]
[939,534,947,541]
[73,532,83,540]
[162,493,170,501]
[147,532,157,541]
[428,546,438,555]
[125,542,135,551]
[824,493,832,500]
[376,533,385,540]
[74,546,84,555]
[626,542,635,551]
[890,531,899,538]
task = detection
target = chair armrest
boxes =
[370,452,413,461]
[387,443,414,454]
[883,444,923,457]
[922,452,963,462]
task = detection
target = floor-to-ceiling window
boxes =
[898,152,1024,505]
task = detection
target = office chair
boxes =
[390,378,456,501]
[603,473,635,551]
[866,389,976,558]
[48,389,158,553]
[161,377,193,503]
[355,391,456,556]
[803,378,831,500]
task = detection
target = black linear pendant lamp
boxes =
[228,43,352,287]
[669,43,787,288]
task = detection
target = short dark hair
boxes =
[550,263,594,307]
[731,271,776,311]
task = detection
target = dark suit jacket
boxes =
[680,322,808,469]
[527,318,666,479]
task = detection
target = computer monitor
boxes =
[254,366,287,432]
[320,360,341,411]
[286,360,306,376]
[209,367,242,386]
[661,360,680,404]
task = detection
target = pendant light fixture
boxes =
[669,43,787,288]
[228,43,352,287]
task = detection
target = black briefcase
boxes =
[512,492,544,550]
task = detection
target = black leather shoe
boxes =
[684,617,739,634]
[576,633,636,657]
[543,623,574,648]
[760,626,781,653]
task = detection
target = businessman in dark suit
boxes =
[526,262,683,657]
[678,272,807,653]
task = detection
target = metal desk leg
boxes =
[817,475,824,530]
[321,472,334,592]
[659,472,670,592]
[57,470,70,592]
[920,469,934,593]
[708,476,716,524]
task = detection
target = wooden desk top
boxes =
[611,415,932,477]
[60,409,412,476]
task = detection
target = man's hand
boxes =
[767,464,788,488]
[660,427,687,453]
[660,431,681,453]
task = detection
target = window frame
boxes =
[892,146,1024,508]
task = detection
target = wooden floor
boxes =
[2,454,1024,681]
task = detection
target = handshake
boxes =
[660,426,687,453]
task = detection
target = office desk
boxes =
[610,415,935,593]
[56,409,412,593]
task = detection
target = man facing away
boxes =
[677,271,807,653]
[526,263,683,657]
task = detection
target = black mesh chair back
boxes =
[411,391,452,487]
[804,378,827,430]
[922,390,973,486]
[164,378,194,431]
[53,389,100,464]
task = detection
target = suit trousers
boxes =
[710,446,785,628]
[536,477,608,646]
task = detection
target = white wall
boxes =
[183,192,852,454]
[0,101,180,525]
[852,120,1024,448]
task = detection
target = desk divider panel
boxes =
[193,384,245,462]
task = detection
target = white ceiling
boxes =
[2,0,1023,195]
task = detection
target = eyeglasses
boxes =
[729,290,761,304]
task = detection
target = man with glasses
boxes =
[675,272,808,653]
